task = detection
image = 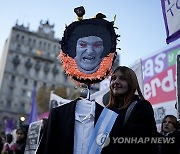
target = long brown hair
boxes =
[107,66,144,109]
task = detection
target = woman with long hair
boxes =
[102,66,158,154]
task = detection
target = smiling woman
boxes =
[58,6,119,84]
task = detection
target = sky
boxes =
[0,0,167,66]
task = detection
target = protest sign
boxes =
[24,120,42,154]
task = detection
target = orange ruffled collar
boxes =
[58,51,115,84]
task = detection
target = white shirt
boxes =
[73,99,95,154]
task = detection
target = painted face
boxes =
[110,71,129,96]
[75,36,104,74]
[162,117,176,133]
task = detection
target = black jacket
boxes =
[36,98,104,154]
[158,129,180,154]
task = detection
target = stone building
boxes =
[0,20,77,131]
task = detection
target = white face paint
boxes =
[75,36,104,74]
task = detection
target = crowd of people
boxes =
[0,127,28,154]
[0,66,180,154]
[0,118,48,154]
[1,5,179,154]
[35,66,179,154]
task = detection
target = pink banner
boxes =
[144,65,176,104]
[142,43,180,104]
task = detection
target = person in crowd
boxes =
[36,6,119,154]
[158,115,180,154]
[102,66,158,154]
[11,127,27,154]
[0,133,5,153]
[1,133,13,154]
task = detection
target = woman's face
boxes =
[162,117,176,133]
[75,36,104,74]
[110,70,129,96]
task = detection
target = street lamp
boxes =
[20,116,26,122]
[17,116,26,128]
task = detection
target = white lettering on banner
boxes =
[144,69,176,100]
[154,53,166,73]
[150,78,161,97]
[162,69,175,92]
[143,53,166,78]
[143,59,154,77]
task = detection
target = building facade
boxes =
[0,20,76,131]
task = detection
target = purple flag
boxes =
[4,118,15,134]
[27,86,38,124]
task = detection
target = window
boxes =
[0,101,4,106]
[52,65,59,75]
[12,55,20,68]
[43,42,46,50]
[39,41,42,48]
[48,43,51,50]
[47,52,50,57]
[29,47,32,52]
[8,87,14,95]
[34,81,37,87]
[43,63,49,74]
[28,38,31,46]
[21,36,24,43]
[22,89,26,97]
[33,39,36,46]
[16,44,21,51]
[19,102,25,111]
[35,61,41,72]
[16,34,19,41]
[6,100,12,108]
[25,58,32,69]
[24,78,28,85]
[11,76,16,83]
